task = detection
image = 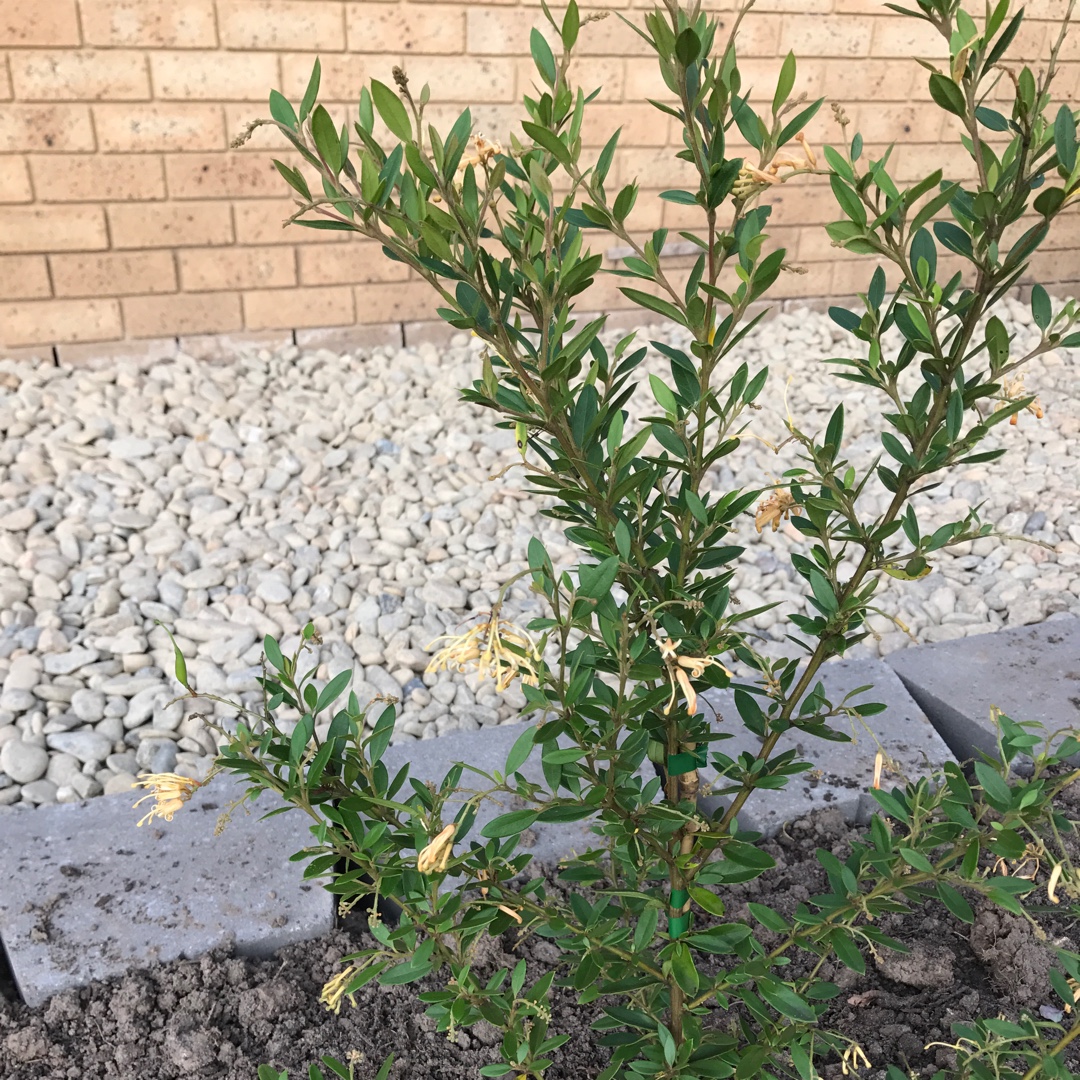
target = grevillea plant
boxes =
[142,1,1080,1077]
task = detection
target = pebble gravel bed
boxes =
[0,294,1077,812]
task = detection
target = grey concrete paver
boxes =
[0,773,333,1008]
[696,658,956,837]
[885,614,1080,764]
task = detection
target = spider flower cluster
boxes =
[425,612,542,692]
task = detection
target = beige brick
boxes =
[746,0,831,9]
[422,103,524,148]
[1,298,121,347]
[0,156,32,201]
[346,4,465,53]
[600,190,663,231]
[50,251,177,297]
[763,180,839,226]
[798,222,848,263]
[0,54,11,99]
[108,201,233,248]
[56,336,178,368]
[179,245,295,290]
[0,255,50,298]
[94,103,224,152]
[10,50,149,100]
[217,1,345,51]
[165,152,286,199]
[79,0,217,48]
[297,323,400,350]
[355,280,439,323]
[150,50,280,100]
[832,256,901,297]
[31,153,166,201]
[732,57,828,106]
[401,318,464,347]
[613,147,697,190]
[468,8,650,57]
[851,103,946,144]
[0,344,54,363]
[225,103,291,151]
[869,16,947,60]
[886,142,976,184]
[714,11,781,58]
[462,7,552,55]
[297,241,410,286]
[625,59,679,104]
[179,330,291,359]
[999,19,1046,62]
[780,14,871,57]
[580,103,671,147]
[234,197,349,244]
[279,53,373,102]
[417,57,516,102]
[123,291,243,337]
[516,56,624,102]
[0,104,94,152]
[244,284,354,329]
[816,56,916,103]
[0,1,80,46]
[1,204,108,252]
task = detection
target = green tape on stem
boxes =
[668,888,691,939]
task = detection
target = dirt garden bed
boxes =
[3,797,1080,1080]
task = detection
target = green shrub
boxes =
[145,1,1080,1076]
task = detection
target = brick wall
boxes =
[1,0,1078,359]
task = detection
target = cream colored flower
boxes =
[795,131,817,168]
[841,1042,871,1075]
[460,134,503,170]
[478,868,523,923]
[731,134,817,202]
[656,634,732,716]
[132,772,205,827]
[417,822,457,874]
[754,489,800,533]
[426,612,541,692]
[1049,862,1064,904]
[320,965,359,1014]
[1001,372,1044,425]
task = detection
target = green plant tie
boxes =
[668,889,690,939]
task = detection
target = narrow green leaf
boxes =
[311,104,342,173]
[1055,103,1077,174]
[937,882,974,923]
[620,287,684,325]
[269,89,298,130]
[1031,283,1052,331]
[757,977,817,1022]
[830,929,866,974]
[370,79,412,142]
[689,886,726,917]
[578,555,619,599]
[562,0,580,49]
[974,760,1013,810]
[482,808,540,838]
[531,27,557,86]
[521,121,572,167]
[928,72,967,117]
[505,724,536,774]
[773,51,796,115]
[300,58,321,123]
[649,374,679,415]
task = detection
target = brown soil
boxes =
[2,803,1080,1080]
